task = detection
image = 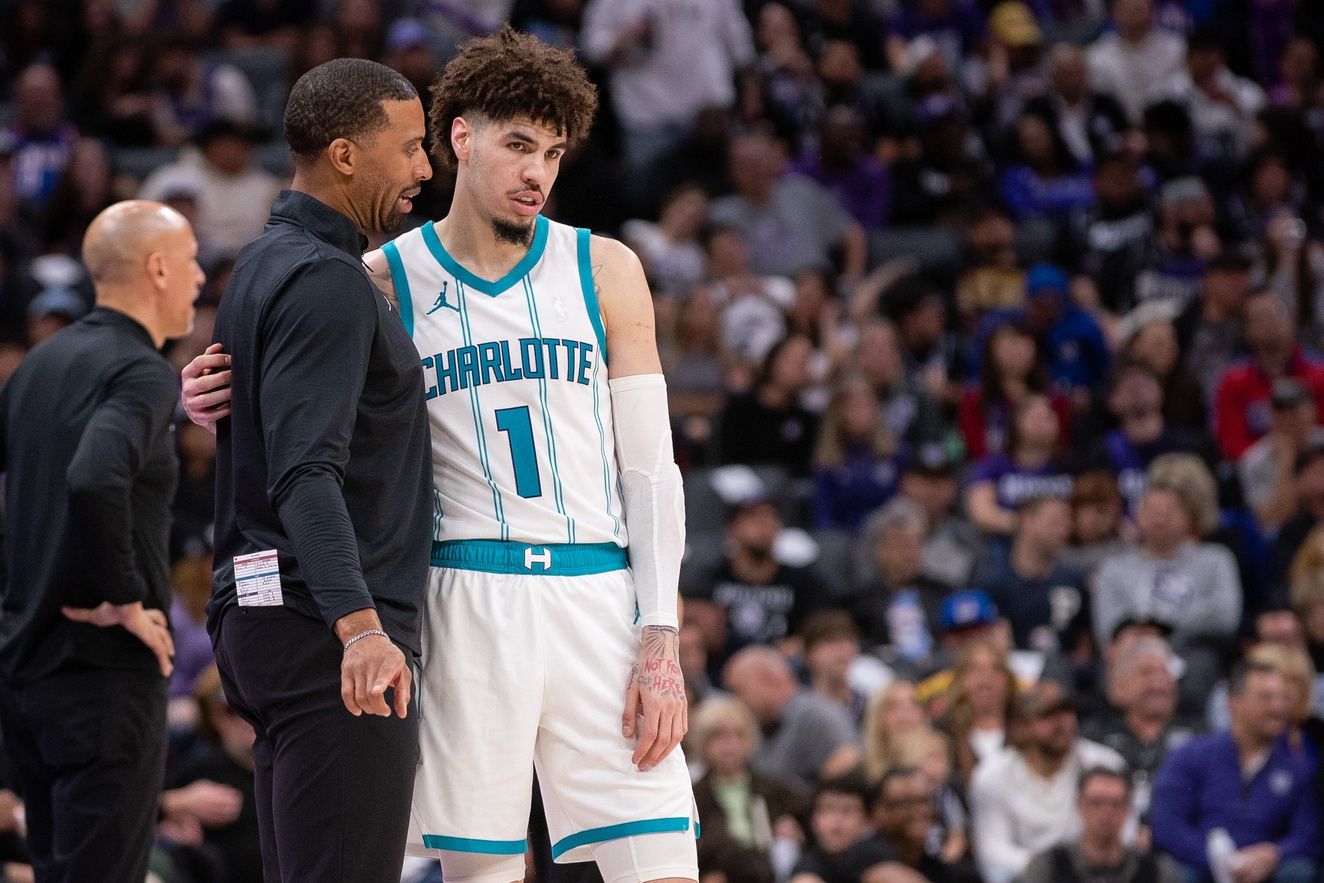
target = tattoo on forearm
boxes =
[632,625,686,701]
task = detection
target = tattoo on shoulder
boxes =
[592,263,603,298]
[632,625,685,701]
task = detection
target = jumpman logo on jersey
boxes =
[427,281,460,315]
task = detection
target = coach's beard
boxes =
[493,216,535,247]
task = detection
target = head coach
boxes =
[0,200,202,882]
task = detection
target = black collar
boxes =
[268,189,368,258]
[83,306,156,349]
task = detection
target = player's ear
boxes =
[451,116,474,163]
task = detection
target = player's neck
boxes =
[436,193,537,280]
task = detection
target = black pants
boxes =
[214,605,418,883]
[0,667,167,883]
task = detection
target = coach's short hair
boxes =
[428,24,598,168]
[284,59,418,165]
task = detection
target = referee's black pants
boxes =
[214,605,418,883]
[0,667,167,883]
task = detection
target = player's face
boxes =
[356,98,431,235]
[464,116,568,246]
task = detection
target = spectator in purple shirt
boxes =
[1150,660,1320,883]
[888,0,988,74]
[965,393,1076,537]
[998,110,1095,223]
[792,105,891,231]
[812,374,904,532]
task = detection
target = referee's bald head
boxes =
[82,200,191,287]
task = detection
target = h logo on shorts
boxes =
[525,546,552,571]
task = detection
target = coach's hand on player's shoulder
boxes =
[336,611,411,719]
[181,343,233,435]
[622,624,687,772]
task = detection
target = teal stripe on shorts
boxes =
[421,834,527,855]
[550,817,693,860]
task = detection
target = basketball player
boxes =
[184,26,697,883]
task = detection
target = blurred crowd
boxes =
[4,0,1324,881]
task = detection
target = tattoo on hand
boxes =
[634,625,685,700]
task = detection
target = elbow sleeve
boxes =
[610,374,685,630]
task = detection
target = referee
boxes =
[203,60,433,882]
[0,200,201,882]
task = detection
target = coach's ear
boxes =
[327,136,357,177]
[451,116,475,164]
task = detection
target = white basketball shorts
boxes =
[405,540,698,882]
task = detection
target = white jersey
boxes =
[382,215,627,548]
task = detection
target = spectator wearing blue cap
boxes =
[940,589,1005,640]
[920,590,1074,727]
[1022,262,1110,402]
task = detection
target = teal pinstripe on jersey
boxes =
[382,215,626,548]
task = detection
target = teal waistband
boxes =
[430,539,629,576]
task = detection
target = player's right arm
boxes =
[363,248,398,308]
[181,344,232,435]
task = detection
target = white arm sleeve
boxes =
[610,373,685,630]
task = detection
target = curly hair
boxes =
[428,24,598,168]
[284,59,418,163]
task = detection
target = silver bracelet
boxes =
[343,629,389,654]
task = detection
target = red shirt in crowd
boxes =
[1212,347,1324,460]
[957,385,1073,460]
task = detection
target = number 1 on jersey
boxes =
[495,406,543,499]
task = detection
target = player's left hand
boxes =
[622,624,687,772]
